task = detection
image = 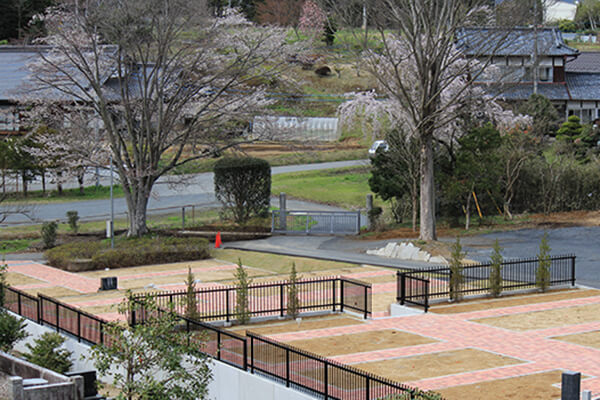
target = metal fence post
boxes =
[340,280,344,312]
[181,207,185,229]
[285,348,290,387]
[217,331,221,360]
[271,212,275,232]
[324,360,329,400]
[332,280,337,312]
[77,312,81,342]
[424,281,430,313]
[226,290,230,322]
[571,256,576,287]
[365,376,370,400]
[363,285,368,319]
[306,214,310,233]
[280,284,285,317]
[55,301,60,332]
[399,273,406,305]
[250,335,255,374]
[17,294,21,316]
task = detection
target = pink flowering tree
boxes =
[330,0,528,240]
[21,2,303,236]
[299,0,327,39]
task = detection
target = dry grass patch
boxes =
[287,329,437,357]
[231,315,363,336]
[437,370,562,400]
[552,330,600,349]
[5,272,44,286]
[431,289,600,315]
[213,249,359,275]
[356,348,523,382]
[79,304,119,315]
[78,259,233,279]
[23,286,82,298]
[473,303,600,331]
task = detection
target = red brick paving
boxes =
[8,259,600,397]
[269,291,600,396]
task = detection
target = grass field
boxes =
[1,185,124,204]
[271,166,374,210]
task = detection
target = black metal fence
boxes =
[3,286,113,345]
[138,276,372,322]
[397,255,576,312]
[129,299,248,370]
[247,331,441,400]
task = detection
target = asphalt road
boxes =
[0,160,369,225]
[227,227,600,289]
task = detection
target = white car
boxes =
[368,140,389,157]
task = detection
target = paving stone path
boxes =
[7,259,600,397]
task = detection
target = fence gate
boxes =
[271,210,361,235]
[397,272,430,312]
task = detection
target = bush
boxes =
[214,157,271,223]
[24,332,73,374]
[184,267,200,321]
[368,207,383,230]
[449,237,466,302]
[234,259,252,325]
[489,239,503,298]
[66,211,79,233]
[536,232,551,292]
[45,236,210,270]
[287,263,300,319]
[0,312,28,352]
[41,221,58,249]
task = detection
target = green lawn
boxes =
[2,185,124,204]
[0,239,36,254]
[271,167,375,210]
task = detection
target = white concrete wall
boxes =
[12,313,315,400]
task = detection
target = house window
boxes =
[539,67,551,82]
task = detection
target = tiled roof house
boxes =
[457,27,600,123]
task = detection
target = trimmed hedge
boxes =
[214,157,271,223]
[45,236,210,271]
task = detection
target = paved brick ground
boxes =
[8,259,600,397]
[269,293,600,396]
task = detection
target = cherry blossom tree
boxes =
[299,0,326,39]
[328,0,525,241]
[22,1,302,236]
[24,104,109,195]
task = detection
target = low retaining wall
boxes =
[12,312,314,400]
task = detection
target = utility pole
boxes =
[109,154,114,249]
[533,0,539,95]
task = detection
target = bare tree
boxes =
[23,1,301,236]
[256,0,304,39]
[329,0,522,240]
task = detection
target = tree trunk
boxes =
[22,171,27,197]
[503,201,513,220]
[465,192,472,230]
[419,133,436,241]
[411,182,418,233]
[78,171,85,195]
[57,171,63,195]
[122,177,153,237]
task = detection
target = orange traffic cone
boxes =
[215,232,222,249]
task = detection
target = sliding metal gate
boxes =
[271,210,361,235]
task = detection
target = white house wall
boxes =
[546,3,577,22]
